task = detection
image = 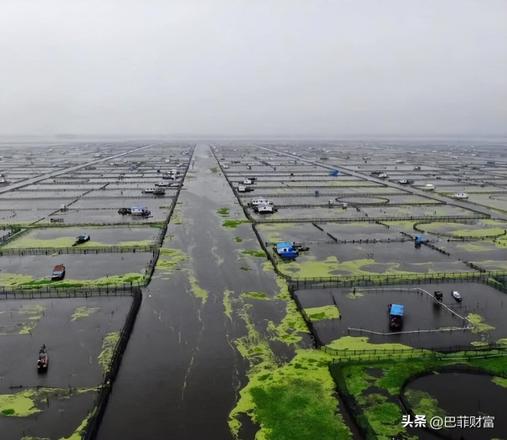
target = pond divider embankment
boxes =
[0,245,157,256]
[84,287,142,440]
[255,214,488,224]
[0,284,139,300]
[289,270,507,290]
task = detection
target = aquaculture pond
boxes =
[296,282,507,348]
[2,225,160,249]
[45,207,171,225]
[72,195,177,210]
[0,295,131,439]
[275,241,472,280]
[0,252,152,287]
[331,354,507,440]
[403,371,507,439]
[0,210,55,225]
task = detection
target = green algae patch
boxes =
[467,313,495,333]
[157,248,187,272]
[241,249,266,258]
[3,236,154,250]
[59,411,93,440]
[234,303,276,368]
[0,390,39,417]
[362,394,405,439]
[3,236,76,249]
[71,306,99,321]
[341,365,376,396]
[1,273,145,289]
[188,273,208,304]
[241,291,269,301]
[229,347,351,440]
[470,340,489,347]
[267,276,308,345]
[98,331,120,374]
[305,305,340,321]
[404,389,445,418]
[229,277,349,439]
[222,219,249,229]
[18,304,46,335]
[0,273,34,287]
[420,221,506,238]
[250,377,350,440]
[171,206,183,225]
[278,256,378,278]
[223,289,234,321]
[492,376,507,388]
[21,437,50,440]
[217,207,230,217]
[0,387,91,418]
[327,336,412,352]
[334,354,507,440]
[234,236,243,243]
[262,260,274,273]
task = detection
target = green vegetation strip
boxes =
[241,249,266,258]
[188,272,208,304]
[2,236,153,249]
[223,219,249,229]
[71,306,99,321]
[217,207,230,217]
[467,313,495,333]
[0,272,145,289]
[331,345,507,439]
[241,291,269,301]
[18,304,46,335]
[156,248,187,272]
[305,305,340,321]
[98,331,120,374]
[0,387,98,418]
[228,276,350,440]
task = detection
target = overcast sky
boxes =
[0,0,506,137]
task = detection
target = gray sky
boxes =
[1,0,506,137]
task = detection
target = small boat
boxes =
[452,290,462,302]
[74,234,90,245]
[398,178,414,185]
[422,183,435,191]
[130,207,151,217]
[434,290,443,301]
[388,304,404,330]
[152,188,165,196]
[37,345,48,372]
[453,192,469,200]
[51,264,66,281]
[143,187,165,196]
